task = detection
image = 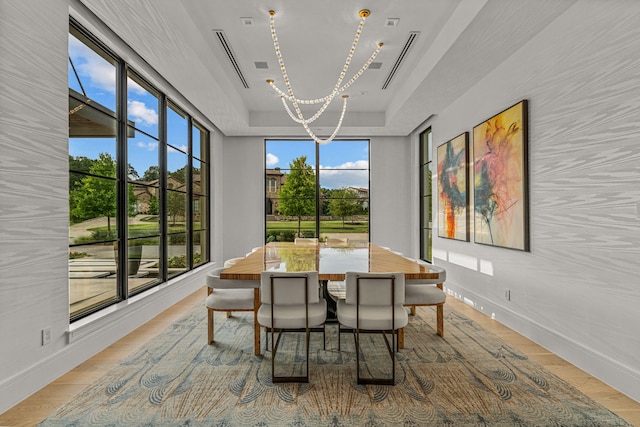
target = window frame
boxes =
[68,19,210,321]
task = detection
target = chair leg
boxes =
[410,306,416,316]
[437,304,444,337]
[226,311,232,318]
[355,328,396,386]
[207,308,214,344]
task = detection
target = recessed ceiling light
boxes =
[386,18,400,27]
[369,62,382,70]
[254,61,269,69]
[241,17,253,26]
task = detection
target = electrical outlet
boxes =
[504,289,511,301]
[42,327,51,346]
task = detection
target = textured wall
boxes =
[431,0,640,401]
[0,0,70,395]
[0,0,215,413]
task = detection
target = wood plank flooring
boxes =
[1,288,638,426]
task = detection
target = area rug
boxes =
[37,302,630,426]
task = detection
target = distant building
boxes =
[265,168,286,215]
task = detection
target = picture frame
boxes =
[437,132,469,241]
[472,100,529,251]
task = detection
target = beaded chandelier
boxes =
[267,9,382,144]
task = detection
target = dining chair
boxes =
[337,272,407,385]
[206,267,256,344]
[257,271,326,383]
[404,263,447,337]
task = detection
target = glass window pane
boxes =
[69,243,119,319]
[192,124,201,159]
[127,72,159,138]
[193,230,207,268]
[69,173,118,242]
[167,104,188,152]
[128,185,160,234]
[68,106,117,161]
[167,190,187,232]
[192,158,203,195]
[68,32,117,112]
[167,149,188,189]
[167,232,188,277]
[127,237,160,295]
[193,194,206,228]
[128,130,159,183]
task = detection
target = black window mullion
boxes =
[315,141,320,239]
[117,61,129,299]
[186,119,193,269]
[159,95,168,282]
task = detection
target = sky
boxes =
[266,139,369,189]
[68,33,369,189]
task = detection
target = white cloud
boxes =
[128,100,158,126]
[136,141,158,151]
[319,160,369,189]
[266,153,279,167]
[69,35,116,93]
[168,145,188,153]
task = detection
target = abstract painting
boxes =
[437,132,469,241]
[473,100,529,251]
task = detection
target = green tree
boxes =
[142,165,160,181]
[277,156,316,237]
[328,187,359,227]
[70,153,117,236]
[167,190,185,225]
[148,195,159,215]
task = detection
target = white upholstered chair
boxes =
[257,271,326,383]
[404,263,447,337]
[205,267,256,344]
[337,272,408,385]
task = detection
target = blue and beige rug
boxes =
[38,302,630,426]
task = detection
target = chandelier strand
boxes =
[267,9,381,144]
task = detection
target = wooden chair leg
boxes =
[410,306,416,316]
[226,311,232,318]
[436,304,444,337]
[398,327,404,349]
[207,309,214,344]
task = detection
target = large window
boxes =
[419,128,433,262]
[265,140,369,244]
[68,21,210,320]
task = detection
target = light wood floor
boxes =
[1,288,639,426]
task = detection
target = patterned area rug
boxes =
[38,303,630,426]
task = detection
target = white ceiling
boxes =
[79,0,576,137]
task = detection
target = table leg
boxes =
[253,288,261,356]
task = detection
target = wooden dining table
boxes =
[220,241,440,355]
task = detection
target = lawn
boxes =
[266,219,368,233]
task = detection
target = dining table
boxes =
[220,241,441,356]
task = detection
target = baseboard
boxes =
[0,265,213,414]
[444,281,640,404]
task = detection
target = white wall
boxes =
[220,137,265,261]
[422,0,640,401]
[0,0,218,413]
[369,136,414,255]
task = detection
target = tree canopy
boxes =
[277,156,316,236]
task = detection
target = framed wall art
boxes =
[473,99,529,251]
[437,132,469,241]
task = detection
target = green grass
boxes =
[267,219,368,233]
